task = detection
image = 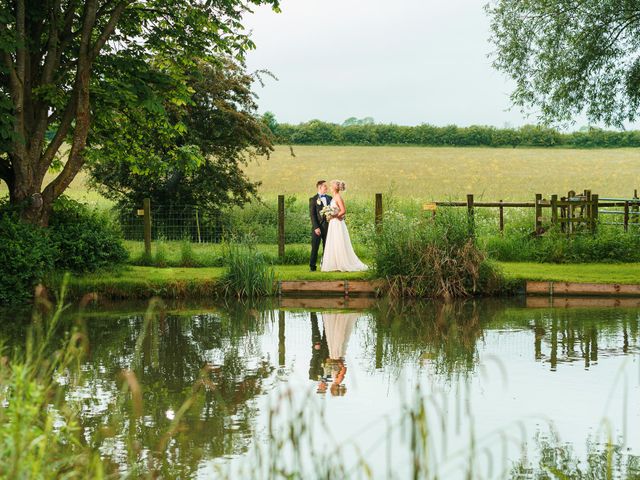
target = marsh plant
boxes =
[221,242,276,298]
[374,209,503,299]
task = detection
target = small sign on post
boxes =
[423,202,437,218]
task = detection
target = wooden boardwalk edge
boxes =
[526,280,640,297]
[278,280,384,297]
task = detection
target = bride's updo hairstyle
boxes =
[330,180,347,193]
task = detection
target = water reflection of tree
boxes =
[363,301,640,378]
[72,302,277,476]
[511,431,640,479]
[363,300,495,378]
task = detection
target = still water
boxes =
[3,298,639,478]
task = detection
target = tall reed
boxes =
[220,243,276,298]
[374,209,503,299]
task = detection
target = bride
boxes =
[321,180,368,272]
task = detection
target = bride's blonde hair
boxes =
[329,180,347,192]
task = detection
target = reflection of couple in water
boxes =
[309,312,358,396]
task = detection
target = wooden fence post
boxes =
[278,195,285,260]
[591,194,598,233]
[551,194,558,227]
[375,193,383,232]
[624,201,630,232]
[568,190,575,235]
[535,193,542,236]
[634,189,639,227]
[466,194,475,237]
[499,199,504,234]
[143,198,152,257]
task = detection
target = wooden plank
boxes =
[281,281,345,293]
[526,281,552,295]
[347,280,384,294]
[552,282,640,296]
[527,296,640,309]
[279,297,376,309]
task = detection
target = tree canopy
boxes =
[88,57,274,212]
[486,0,640,127]
[0,0,279,225]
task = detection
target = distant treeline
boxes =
[263,117,640,148]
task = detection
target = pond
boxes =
[2,297,639,479]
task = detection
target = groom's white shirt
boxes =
[318,192,327,206]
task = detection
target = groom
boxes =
[309,180,332,271]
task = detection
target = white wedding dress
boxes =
[321,199,368,272]
[322,312,359,359]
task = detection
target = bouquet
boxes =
[320,204,339,220]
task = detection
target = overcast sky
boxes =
[243,0,543,128]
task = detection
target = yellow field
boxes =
[245,145,640,201]
[2,145,639,204]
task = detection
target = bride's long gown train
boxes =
[321,200,368,272]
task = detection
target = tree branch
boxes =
[43,0,98,201]
[38,89,78,179]
[90,1,131,63]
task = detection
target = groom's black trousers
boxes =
[310,224,328,270]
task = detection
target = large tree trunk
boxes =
[1,0,128,226]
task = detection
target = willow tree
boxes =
[0,0,279,225]
[486,1,640,127]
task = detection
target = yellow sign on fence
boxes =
[422,202,437,212]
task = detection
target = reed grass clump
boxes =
[374,210,503,299]
[221,243,275,298]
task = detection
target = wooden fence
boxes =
[136,190,640,259]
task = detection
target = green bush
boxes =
[0,213,56,305]
[374,209,503,298]
[49,197,128,272]
[0,197,127,305]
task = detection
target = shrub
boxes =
[0,212,56,305]
[374,210,502,298]
[49,196,128,272]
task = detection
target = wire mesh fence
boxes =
[119,205,225,243]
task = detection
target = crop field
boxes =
[244,145,640,201]
[2,145,640,206]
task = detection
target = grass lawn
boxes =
[497,262,640,284]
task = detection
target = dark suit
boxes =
[309,193,332,270]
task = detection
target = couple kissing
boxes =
[309,180,368,273]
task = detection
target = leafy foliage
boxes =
[270,119,640,147]
[486,0,640,127]
[88,58,274,214]
[0,0,280,224]
[0,197,127,305]
[48,197,128,272]
[0,211,56,305]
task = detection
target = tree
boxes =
[486,1,640,127]
[87,57,274,213]
[0,0,279,225]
